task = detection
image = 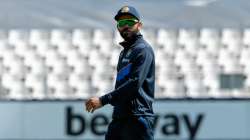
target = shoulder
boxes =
[133,41,154,57]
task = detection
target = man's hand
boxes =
[85,97,103,113]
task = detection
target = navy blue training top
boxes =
[100,33,155,119]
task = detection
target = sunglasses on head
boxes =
[117,18,139,28]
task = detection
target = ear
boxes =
[137,22,143,30]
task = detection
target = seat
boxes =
[57,40,75,57]
[109,48,121,67]
[157,28,178,46]
[36,41,55,58]
[51,59,70,76]
[25,74,46,99]
[183,39,201,56]
[174,49,194,67]
[53,81,73,99]
[0,41,12,58]
[185,73,208,98]
[99,41,114,57]
[218,48,242,73]
[29,29,50,47]
[8,59,26,79]
[95,80,114,96]
[72,29,92,47]
[178,29,199,46]
[239,47,250,67]
[14,41,33,58]
[88,49,107,67]
[68,74,92,98]
[243,29,250,46]
[205,40,222,55]
[8,30,29,46]
[0,30,8,42]
[180,60,200,75]
[162,79,186,98]
[113,31,123,45]
[161,40,179,56]
[92,66,114,88]
[0,59,4,76]
[71,58,92,76]
[47,73,70,99]
[50,29,71,47]
[221,28,242,46]
[141,28,157,48]
[44,49,63,68]
[196,48,216,66]
[2,74,26,99]
[226,40,243,54]
[200,28,220,46]
[93,29,113,46]
[66,49,83,67]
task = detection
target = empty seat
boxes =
[178,29,199,46]
[157,28,178,46]
[185,73,208,98]
[0,41,12,58]
[205,39,222,55]
[71,58,92,76]
[99,41,114,57]
[25,74,46,99]
[221,28,242,46]
[66,49,83,66]
[141,28,157,47]
[2,74,26,99]
[0,30,8,42]
[200,28,220,46]
[51,59,70,75]
[183,39,201,55]
[218,48,242,73]
[162,79,186,98]
[72,29,92,47]
[50,29,71,47]
[57,40,75,57]
[243,29,250,46]
[36,41,55,57]
[47,73,70,99]
[8,30,29,46]
[69,74,92,98]
[93,29,113,46]
[8,59,26,79]
[14,41,33,58]
[113,31,123,45]
[174,49,194,67]
[110,48,121,67]
[161,40,179,55]
[29,29,50,47]
[95,80,114,96]
[196,48,216,66]
[45,49,63,68]
[88,49,107,67]
[0,59,4,76]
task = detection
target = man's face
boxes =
[117,15,142,41]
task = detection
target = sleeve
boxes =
[99,47,153,106]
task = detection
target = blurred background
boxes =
[0,0,250,139]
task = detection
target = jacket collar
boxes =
[119,32,143,50]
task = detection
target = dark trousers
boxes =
[105,116,155,140]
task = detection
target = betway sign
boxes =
[0,100,249,139]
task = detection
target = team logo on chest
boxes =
[122,49,132,63]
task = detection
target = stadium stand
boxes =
[0,28,250,100]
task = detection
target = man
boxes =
[85,5,155,140]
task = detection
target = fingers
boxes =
[85,97,101,113]
[85,99,93,112]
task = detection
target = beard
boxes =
[119,28,138,41]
